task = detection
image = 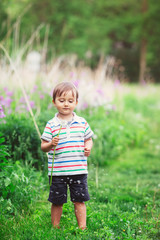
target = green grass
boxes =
[1,146,160,240]
[1,86,160,239]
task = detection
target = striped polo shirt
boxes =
[41,112,93,176]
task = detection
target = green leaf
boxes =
[4,177,11,187]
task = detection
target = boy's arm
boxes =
[84,138,93,157]
[41,136,59,152]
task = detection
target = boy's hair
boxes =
[52,82,79,102]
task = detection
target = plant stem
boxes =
[50,125,62,186]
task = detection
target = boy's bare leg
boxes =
[73,202,86,229]
[51,204,63,227]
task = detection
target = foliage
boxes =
[1,148,160,239]
[0,135,45,221]
[0,114,45,169]
[0,133,10,168]
[1,0,160,81]
[79,99,149,166]
[1,89,159,168]
[0,84,160,239]
[0,160,45,220]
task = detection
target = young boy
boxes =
[41,82,93,229]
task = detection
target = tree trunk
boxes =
[139,0,148,84]
[139,38,147,84]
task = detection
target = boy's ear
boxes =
[52,99,56,106]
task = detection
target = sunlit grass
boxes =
[1,146,159,240]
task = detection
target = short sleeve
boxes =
[84,121,93,140]
[41,122,52,142]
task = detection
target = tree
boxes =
[1,0,160,82]
[139,0,148,84]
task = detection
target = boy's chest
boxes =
[52,124,85,141]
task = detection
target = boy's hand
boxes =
[84,147,91,157]
[51,136,59,147]
[84,138,93,157]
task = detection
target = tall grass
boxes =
[0,25,160,240]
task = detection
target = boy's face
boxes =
[53,90,78,118]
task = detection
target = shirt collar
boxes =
[51,112,81,127]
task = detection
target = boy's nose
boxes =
[64,101,68,106]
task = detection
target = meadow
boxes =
[0,59,160,239]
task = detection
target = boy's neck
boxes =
[57,113,73,122]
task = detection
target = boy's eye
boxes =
[69,100,73,103]
[59,99,64,102]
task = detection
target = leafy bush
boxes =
[80,106,149,166]
[0,114,45,169]
[0,133,10,168]
[0,134,45,218]
[0,159,45,218]
[0,94,152,168]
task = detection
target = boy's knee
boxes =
[73,202,85,207]
[52,203,63,208]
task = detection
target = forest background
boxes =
[0,0,160,239]
[1,0,160,83]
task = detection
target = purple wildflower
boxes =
[40,94,44,99]
[112,105,116,111]
[26,100,35,111]
[50,90,53,97]
[70,72,74,78]
[16,104,26,113]
[141,80,146,85]
[30,101,35,108]
[0,105,6,118]
[82,102,88,110]
[3,97,13,108]
[0,96,5,105]
[114,79,121,88]
[6,91,13,97]
[96,88,104,96]
[7,109,12,114]
[73,80,80,88]
[19,97,26,103]
[31,85,38,93]
[3,87,8,92]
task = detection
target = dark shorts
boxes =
[48,174,90,205]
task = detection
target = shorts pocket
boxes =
[48,185,67,205]
[70,184,90,202]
